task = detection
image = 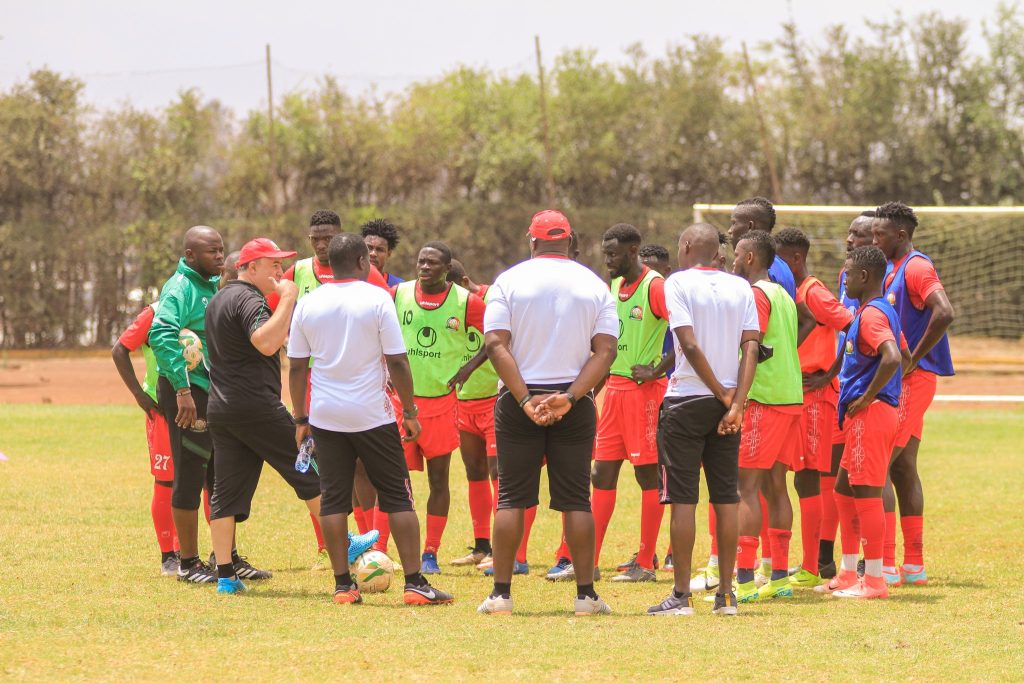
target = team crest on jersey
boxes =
[446,316,461,332]
[629,306,643,321]
[845,339,854,355]
[887,292,896,305]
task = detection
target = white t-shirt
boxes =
[664,267,759,398]
[484,255,618,385]
[287,280,406,432]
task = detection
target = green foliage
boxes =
[1,5,1023,346]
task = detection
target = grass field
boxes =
[1,404,1022,681]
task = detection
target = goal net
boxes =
[692,204,1024,341]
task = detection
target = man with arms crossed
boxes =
[288,234,454,606]
[646,223,759,616]
[477,210,618,616]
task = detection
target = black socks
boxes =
[335,572,354,588]
[405,571,428,587]
[491,582,512,599]
[217,563,235,579]
[576,583,598,600]
[474,538,493,555]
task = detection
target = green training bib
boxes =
[457,287,499,401]
[394,281,470,398]
[749,280,804,405]
[610,269,668,378]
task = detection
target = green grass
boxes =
[1,405,1022,681]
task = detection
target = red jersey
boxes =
[884,252,944,310]
[616,266,668,319]
[268,260,388,311]
[797,277,853,375]
[857,306,910,356]
[390,282,486,331]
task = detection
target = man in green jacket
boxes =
[149,226,229,584]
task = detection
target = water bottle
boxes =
[295,436,314,473]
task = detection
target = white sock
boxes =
[864,559,883,578]
[760,557,772,569]
[841,554,859,572]
[707,555,719,568]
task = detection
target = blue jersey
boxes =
[838,298,903,428]
[769,255,796,300]
[662,330,674,379]
[884,251,954,377]
[386,272,404,287]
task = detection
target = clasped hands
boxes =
[521,392,574,426]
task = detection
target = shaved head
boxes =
[182,225,224,279]
[677,222,721,269]
[183,225,221,252]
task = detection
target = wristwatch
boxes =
[294,415,309,425]
[403,404,419,419]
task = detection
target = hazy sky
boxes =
[0,0,1007,113]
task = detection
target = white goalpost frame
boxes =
[692,203,1024,404]
[692,204,1024,223]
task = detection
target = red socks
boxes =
[819,475,838,542]
[424,514,447,554]
[708,505,718,555]
[591,487,617,564]
[902,515,924,565]
[467,480,493,540]
[637,489,664,569]
[737,535,759,571]
[352,506,370,535]
[555,513,572,562]
[759,493,770,565]
[855,497,884,561]
[151,483,177,553]
[768,528,792,574]
[202,489,211,524]
[883,511,897,567]
[372,506,390,552]
[834,492,861,556]
[517,506,537,563]
[309,513,326,551]
[799,494,822,573]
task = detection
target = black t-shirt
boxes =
[205,279,287,423]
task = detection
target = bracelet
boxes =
[564,392,577,407]
[403,404,419,419]
[518,394,532,409]
[294,415,309,425]
[175,387,191,396]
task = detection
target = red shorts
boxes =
[795,386,838,473]
[831,416,847,446]
[403,396,460,471]
[841,400,898,487]
[145,412,174,482]
[594,378,666,466]
[895,369,937,448]
[457,397,497,457]
[739,401,802,469]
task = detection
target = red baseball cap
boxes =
[528,210,572,241]
[235,238,298,268]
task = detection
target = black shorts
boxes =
[311,422,415,517]
[494,384,597,513]
[208,410,321,523]
[657,395,741,505]
[158,376,214,510]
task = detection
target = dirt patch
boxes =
[1,343,1022,407]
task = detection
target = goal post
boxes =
[692,203,1024,342]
